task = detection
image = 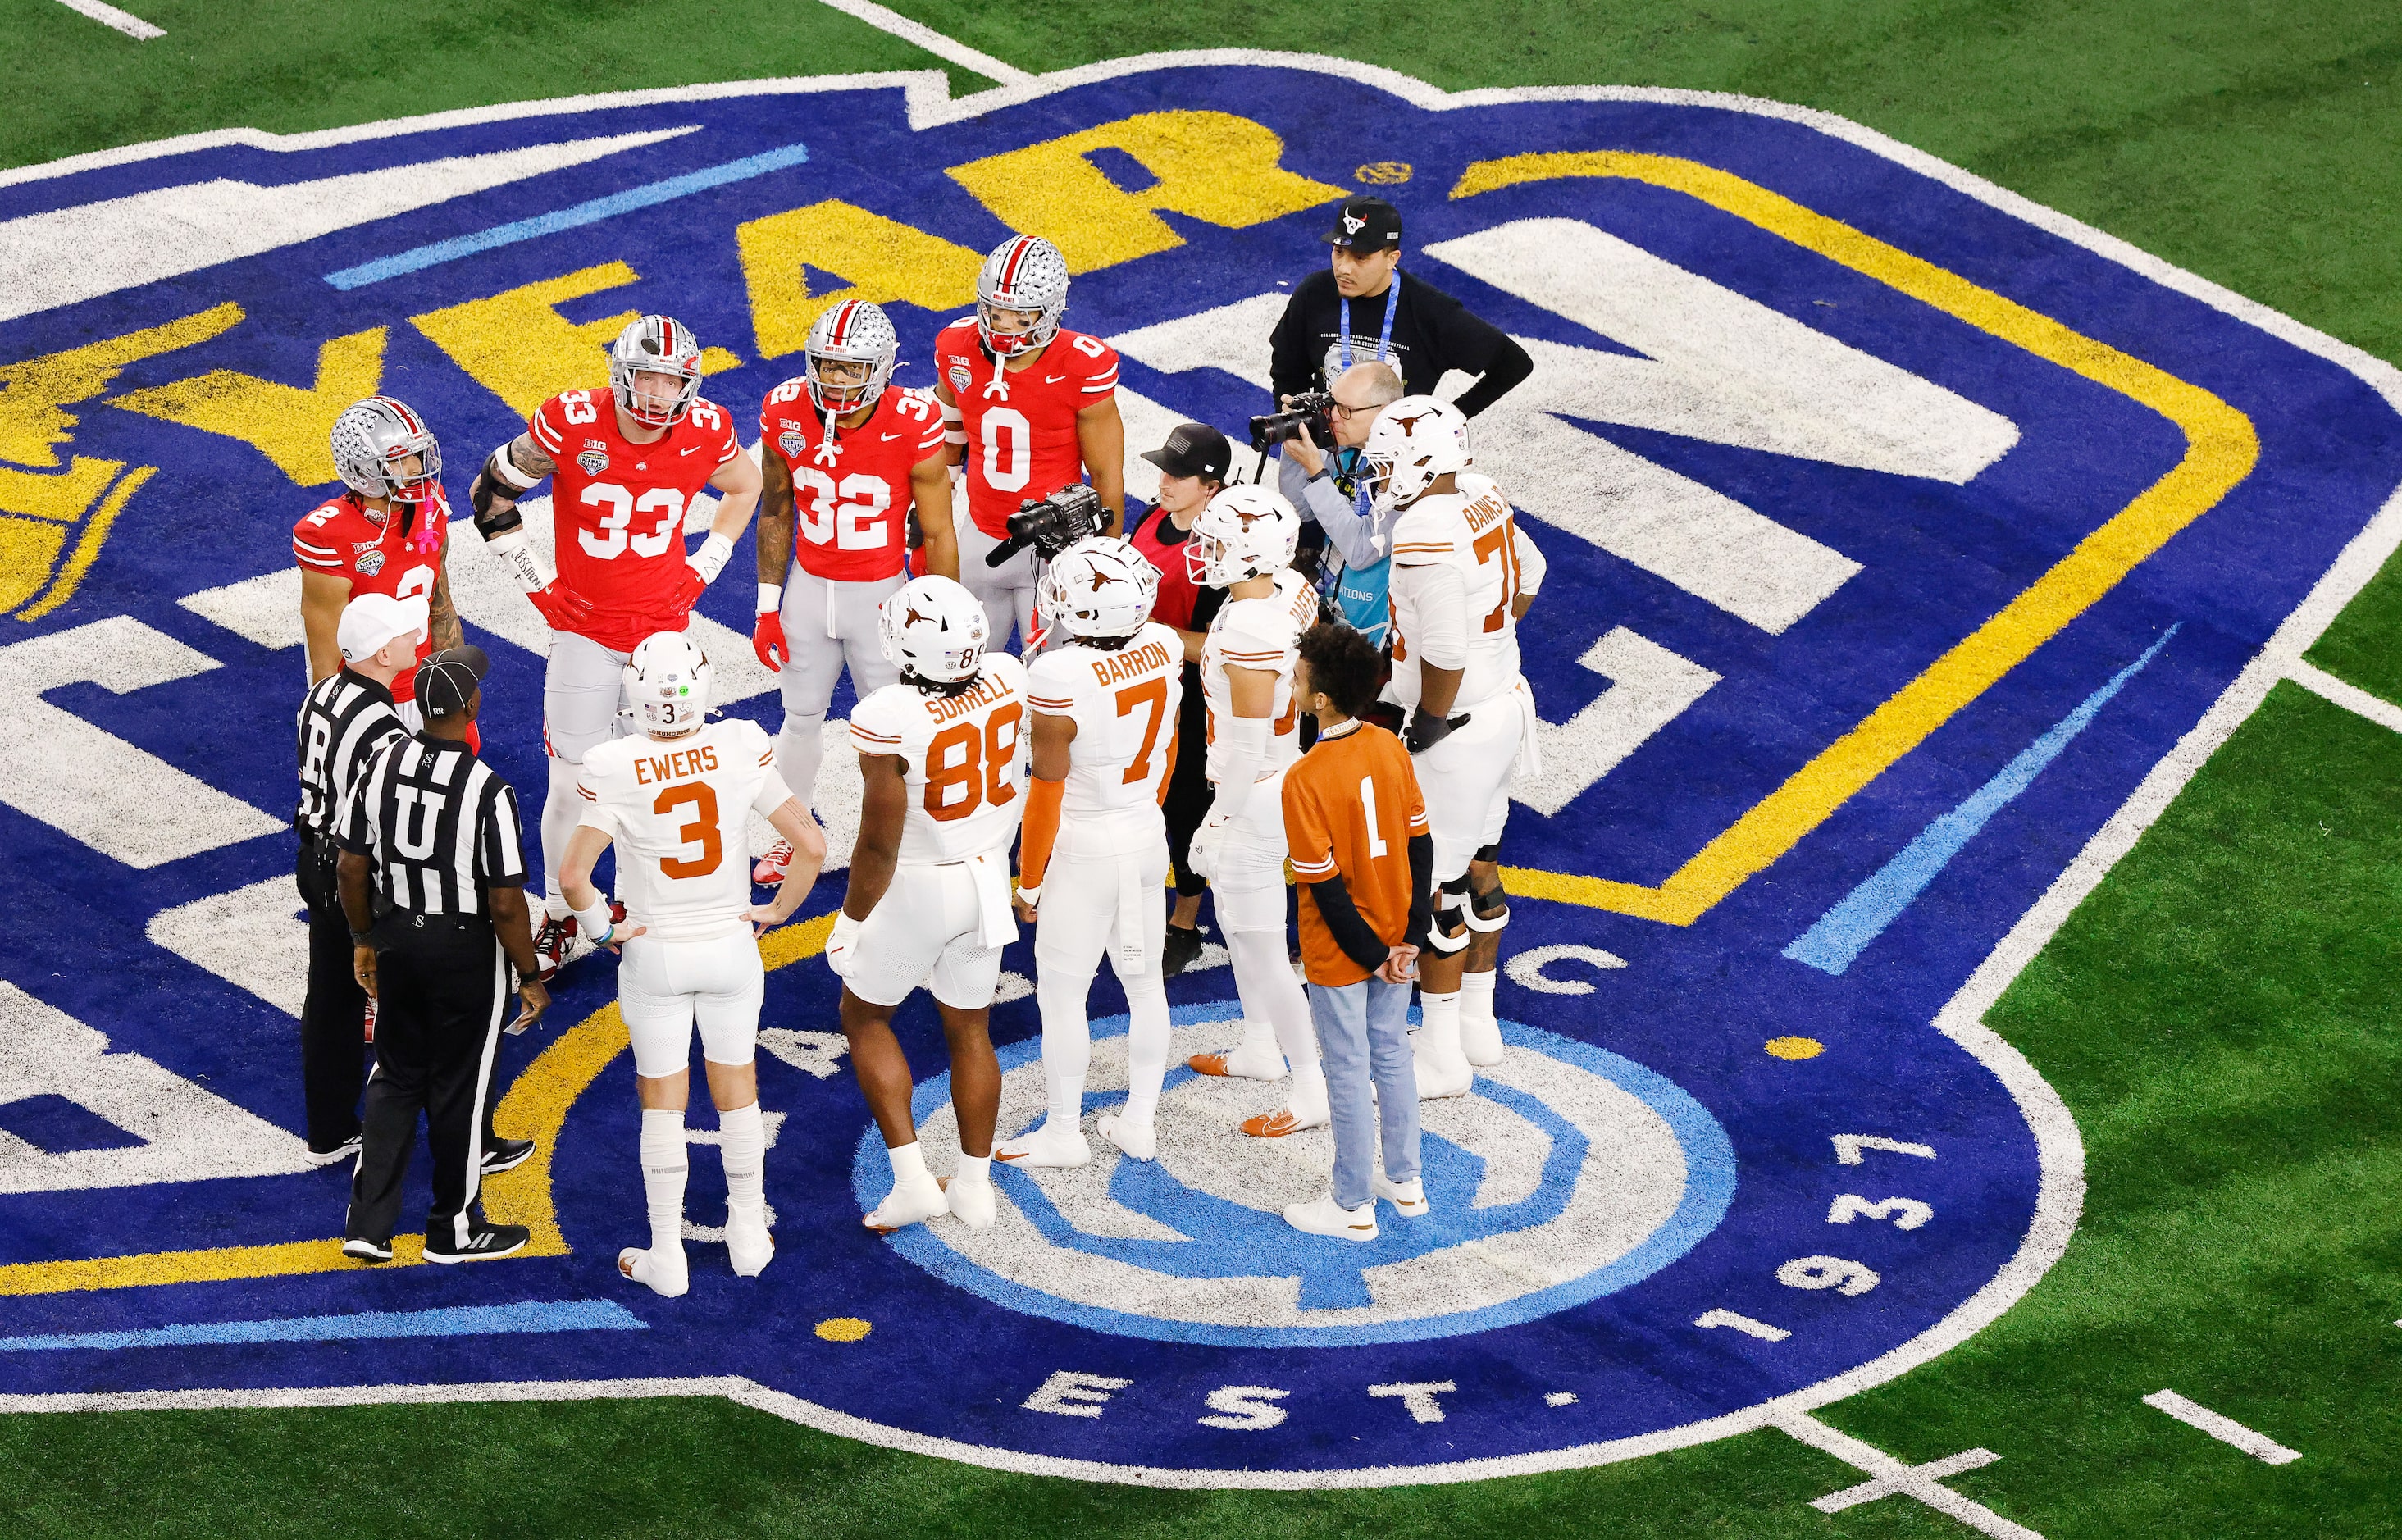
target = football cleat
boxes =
[1187,1040,1288,1081]
[1160,923,1203,977]
[754,839,796,887]
[1240,1105,1329,1139]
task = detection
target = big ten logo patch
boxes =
[0,59,2395,1485]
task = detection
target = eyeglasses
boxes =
[1330,400,1375,421]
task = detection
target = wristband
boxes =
[757,581,784,615]
[690,531,735,584]
[571,898,615,943]
[1014,882,1041,906]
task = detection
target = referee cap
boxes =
[414,645,490,720]
[336,592,428,663]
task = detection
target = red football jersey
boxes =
[526,386,741,653]
[759,380,945,581]
[933,319,1119,539]
[291,487,449,704]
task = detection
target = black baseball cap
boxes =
[1324,197,1402,251]
[414,645,490,721]
[1141,421,1233,482]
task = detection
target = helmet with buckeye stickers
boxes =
[975,235,1069,358]
[608,315,705,428]
[804,299,898,415]
[330,396,441,505]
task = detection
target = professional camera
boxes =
[983,483,1109,567]
[1248,390,1337,453]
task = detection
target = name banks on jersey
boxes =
[1386,471,1538,712]
[759,383,946,582]
[575,718,794,943]
[528,389,742,651]
[850,654,1032,864]
[289,486,453,704]
[1025,622,1185,818]
[935,320,1119,539]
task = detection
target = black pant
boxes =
[296,841,370,1153]
[346,914,508,1247]
[1163,661,1213,898]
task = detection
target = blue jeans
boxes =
[1307,977,1420,1210]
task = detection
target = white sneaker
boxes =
[618,1246,689,1297]
[941,1173,996,1232]
[1283,1192,1379,1242]
[994,1120,1091,1169]
[1373,1173,1429,1217]
[1097,1111,1155,1161]
[863,1178,948,1232]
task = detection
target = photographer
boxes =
[1268,198,1531,420]
[1272,361,1405,643]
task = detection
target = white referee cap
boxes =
[337,592,429,663]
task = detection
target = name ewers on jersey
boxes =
[2,58,2399,1488]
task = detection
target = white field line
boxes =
[809,0,1030,84]
[51,0,162,40]
[2142,1391,2302,1465]
[2281,658,2402,735]
[1774,1412,2041,1538]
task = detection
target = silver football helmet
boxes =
[330,396,440,504]
[608,315,704,428]
[804,299,899,416]
[975,235,1069,358]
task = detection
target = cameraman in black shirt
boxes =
[1267,197,1532,420]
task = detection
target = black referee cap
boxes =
[414,645,490,720]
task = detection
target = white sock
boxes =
[1121,974,1170,1129]
[774,715,828,813]
[955,1152,991,1186]
[718,1101,766,1225]
[1231,929,1321,1112]
[1461,968,1502,1062]
[639,1109,688,1265]
[1416,989,1470,1090]
[887,1139,933,1188]
[540,759,583,919]
[1032,968,1095,1132]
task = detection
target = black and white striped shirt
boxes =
[334,734,527,917]
[295,670,407,839]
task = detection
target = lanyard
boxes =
[1339,276,1401,526]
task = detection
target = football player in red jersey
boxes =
[749,299,957,888]
[294,397,463,728]
[932,235,1126,654]
[465,315,763,977]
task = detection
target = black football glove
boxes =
[1404,708,1468,755]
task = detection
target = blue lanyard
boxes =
[1339,276,1400,526]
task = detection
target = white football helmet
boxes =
[608,315,704,427]
[975,235,1069,358]
[330,396,440,504]
[1039,536,1160,640]
[879,575,989,686]
[804,299,898,415]
[1187,484,1301,589]
[1360,394,1470,514]
[623,631,713,735]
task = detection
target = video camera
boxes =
[1248,390,1337,453]
[984,483,1109,567]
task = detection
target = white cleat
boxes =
[726,1214,774,1278]
[941,1173,996,1232]
[618,1246,690,1298]
[1096,1112,1155,1161]
[863,1178,948,1233]
[1413,1027,1474,1100]
[1283,1192,1379,1242]
[994,1120,1091,1169]
[1187,1037,1288,1081]
[1461,1015,1505,1068]
[1373,1173,1430,1217]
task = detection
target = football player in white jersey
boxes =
[997,538,1183,1166]
[1181,485,1330,1138]
[830,575,1029,1232]
[1365,397,1547,1096]
[555,632,827,1297]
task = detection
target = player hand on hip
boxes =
[526,581,596,633]
[1378,944,1419,984]
[670,563,708,613]
[752,609,788,672]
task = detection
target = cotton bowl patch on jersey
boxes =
[1,54,2399,1490]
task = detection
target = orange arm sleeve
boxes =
[1019,775,1064,891]
[1155,727,1181,808]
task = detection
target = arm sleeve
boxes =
[1205,712,1273,828]
[1512,520,1547,597]
[1018,775,1064,890]
[1390,557,1471,669]
[1309,877,1393,972]
[1405,832,1434,949]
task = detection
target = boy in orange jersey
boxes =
[1278,624,1434,1242]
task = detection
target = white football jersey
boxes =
[576,718,795,943]
[1201,567,1316,787]
[1388,470,1541,713]
[1026,622,1183,822]
[850,652,1030,864]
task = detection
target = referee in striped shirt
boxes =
[335,645,549,1263]
[294,594,419,1163]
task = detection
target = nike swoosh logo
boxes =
[680,445,703,455]
[882,431,904,440]
[1045,374,1068,383]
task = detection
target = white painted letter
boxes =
[1369,1380,1457,1424]
[1199,1385,1289,1430]
[1022,1370,1132,1419]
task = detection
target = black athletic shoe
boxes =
[423,1220,529,1263]
[1160,923,1202,977]
[481,1137,536,1175]
[341,1236,393,1264]
[304,1134,362,1168]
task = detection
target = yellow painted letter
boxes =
[0,303,244,469]
[412,263,740,418]
[947,111,1346,273]
[108,329,388,487]
[737,201,983,359]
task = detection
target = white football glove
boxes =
[825,910,864,978]
[1187,818,1228,882]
